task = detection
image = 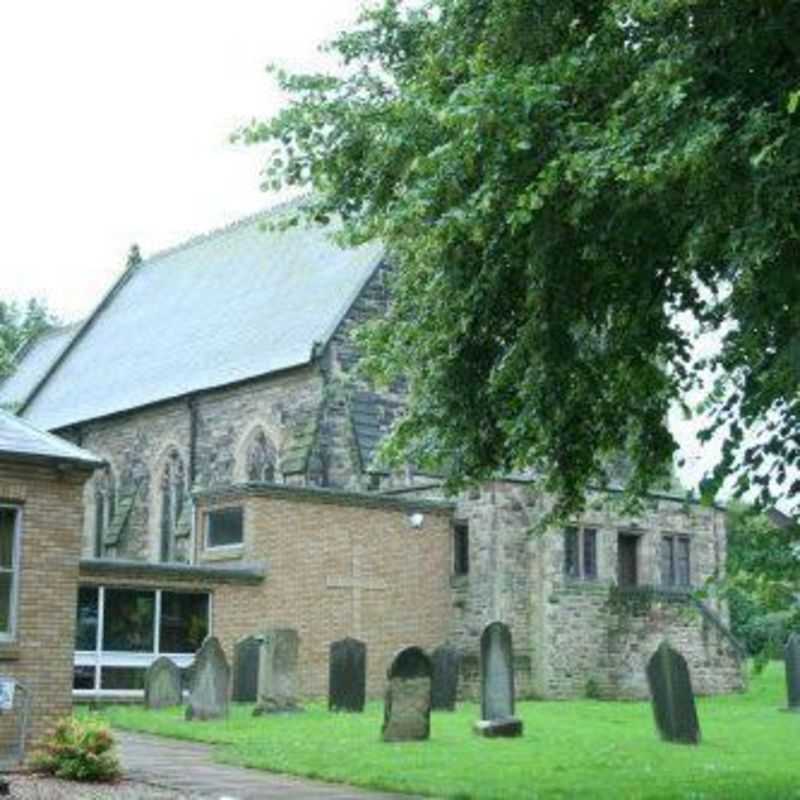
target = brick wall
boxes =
[0,459,92,751]
[195,486,454,699]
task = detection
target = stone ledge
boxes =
[79,558,266,585]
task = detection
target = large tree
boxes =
[241,0,800,516]
[0,298,57,380]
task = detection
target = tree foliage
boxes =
[241,0,800,516]
[0,298,58,380]
[724,504,800,659]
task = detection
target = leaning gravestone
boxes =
[382,646,433,742]
[253,628,302,715]
[233,635,262,703]
[329,637,366,712]
[474,622,523,737]
[784,633,800,712]
[144,656,182,709]
[185,636,230,721]
[431,645,460,711]
[646,641,701,744]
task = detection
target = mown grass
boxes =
[88,663,800,800]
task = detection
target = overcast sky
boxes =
[0,0,364,320]
[0,0,721,492]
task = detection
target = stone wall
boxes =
[195,485,454,699]
[390,479,743,700]
[0,459,92,749]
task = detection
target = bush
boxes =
[31,717,121,782]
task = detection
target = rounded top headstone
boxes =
[387,646,432,680]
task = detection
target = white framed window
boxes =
[73,585,211,696]
[205,507,244,549]
[0,504,22,641]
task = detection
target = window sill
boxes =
[0,645,21,661]
[202,546,244,562]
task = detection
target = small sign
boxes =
[0,679,16,711]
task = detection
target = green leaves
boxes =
[244,0,800,517]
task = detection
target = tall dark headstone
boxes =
[144,656,182,709]
[784,633,800,712]
[382,646,432,742]
[431,645,460,711]
[329,637,366,712]
[646,641,701,744]
[233,635,262,703]
[185,636,230,721]
[253,628,302,715]
[474,622,523,737]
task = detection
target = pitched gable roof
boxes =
[0,322,81,410]
[21,204,384,431]
[0,408,103,467]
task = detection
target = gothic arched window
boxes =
[93,467,115,558]
[160,449,186,562]
[246,430,277,483]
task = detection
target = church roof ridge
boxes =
[140,194,309,270]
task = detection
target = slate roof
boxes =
[0,322,81,409]
[0,408,103,467]
[20,203,384,431]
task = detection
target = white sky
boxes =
[0,0,364,320]
[0,0,723,493]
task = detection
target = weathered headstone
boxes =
[233,635,262,703]
[329,637,366,712]
[474,622,523,737]
[646,641,701,744]
[382,646,432,742]
[144,656,182,709]
[431,645,460,711]
[185,636,230,721]
[784,633,800,712]
[253,628,302,715]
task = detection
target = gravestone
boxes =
[185,636,230,721]
[784,633,800,712]
[382,646,432,742]
[431,645,460,711]
[253,628,302,715]
[233,635,262,703]
[144,656,182,709]
[646,641,701,744]
[329,637,366,712]
[474,622,523,737]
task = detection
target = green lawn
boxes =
[90,664,800,800]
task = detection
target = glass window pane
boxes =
[0,572,11,633]
[564,528,579,577]
[75,586,99,651]
[677,537,691,586]
[583,529,597,579]
[207,508,243,548]
[102,588,155,652]
[73,665,96,690]
[159,592,209,654]
[0,508,16,569]
[100,666,147,691]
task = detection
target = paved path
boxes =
[118,731,415,800]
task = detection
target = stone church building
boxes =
[0,204,744,702]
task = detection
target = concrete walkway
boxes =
[118,731,416,800]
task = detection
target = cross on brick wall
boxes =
[326,545,388,638]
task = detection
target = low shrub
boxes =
[31,717,121,782]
